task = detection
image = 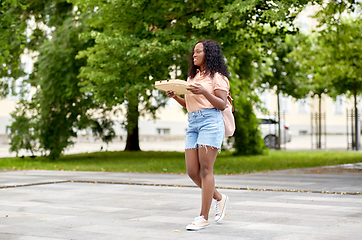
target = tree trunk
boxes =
[125,92,141,151]
[354,81,359,151]
[277,91,281,150]
[318,94,322,149]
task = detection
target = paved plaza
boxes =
[0,165,361,240]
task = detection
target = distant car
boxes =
[257,115,292,149]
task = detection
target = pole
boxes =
[311,113,313,149]
[347,109,349,150]
[315,113,318,149]
[318,95,322,148]
[354,82,359,151]
[277,93,281,150]
[324,113,327,149]
[284,111,286,150]
[351,109,355,149]
[355,108,359,150]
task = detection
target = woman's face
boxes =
[193,43,205,68]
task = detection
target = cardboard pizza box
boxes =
[154,79,194,95]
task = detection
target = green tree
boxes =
[324,19,362,149]
[73,0,321,154]
[289,0,361,149]
[225,42,268,155]
[9,18,99,159]
[1,0,79,98]
[229,51,266,155]
[314,0,360,25]
[91,118,116,149]
[6,0,325,157]
[314,0,362,149]
[291,33,333,148]
[32,21,97,159]
[72,0,194,150]
[0,0,27,97]
[260,33,310,149]
[9,100,39,156]
[7,1,115,159]
[180,0,322,153]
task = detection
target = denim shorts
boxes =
[185,108,225,150]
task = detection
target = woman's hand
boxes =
[166,91,176,98]
[187,82,206,95]
[166,90,186,108]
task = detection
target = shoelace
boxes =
[215,200,220,215]
[191,216,205,224]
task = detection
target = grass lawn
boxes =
[1,150,361,174]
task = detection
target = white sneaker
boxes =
[186,215,210,231]
[215,194,229,223]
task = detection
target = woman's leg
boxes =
[185,149,222,202]
[197,146,219,220]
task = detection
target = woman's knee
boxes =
[187,167,200,180]
[199,165,213,178]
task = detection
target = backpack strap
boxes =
[211,74,233,112]
[227,92,234,112]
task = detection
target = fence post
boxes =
[311,113,313,149]
[324,113,327,149]
[284,111,286,150]
[316,113,320,148]
[355,108,359,151]
[351,109,355,149]
[311,112,326,149]
[347,109,349,150]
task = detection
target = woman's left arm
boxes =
[188,83,227,110]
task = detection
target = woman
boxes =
[166,39,230,231]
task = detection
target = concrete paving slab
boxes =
[1,167,361,194]
[0,169,361,239]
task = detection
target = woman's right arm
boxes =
[166,91,186,108]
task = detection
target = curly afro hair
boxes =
[188,39,230,79]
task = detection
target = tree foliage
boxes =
[260,33,311,148]
[183,0,322,154]
[0,0,27,97]
[1,0,78,97]
[291,34,332,98]
[7,0,347,157]
[323,19,362,100]
[71,0,323,155]
[9,100,39,156]
[71,0,198,150]
[291,0,362,149]
[314,0,362,99]
[32,21,98,159]
[91,118,116,147]
[9,18,97,159]
[6,0,114,159]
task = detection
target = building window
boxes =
[299,130,308,135]
[279,94,291,114]
[334,95,344,115]
[257,88,270,112]
[157,128,170,135]
[297,98,309,114]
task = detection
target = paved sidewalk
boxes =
[0,167,361,240]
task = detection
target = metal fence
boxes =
[311,113,326,149]
[347,109,361,150]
